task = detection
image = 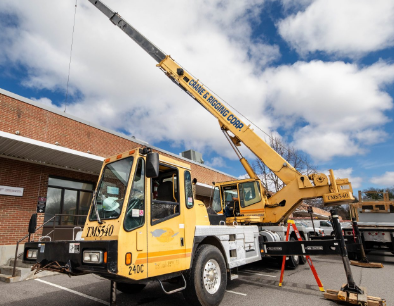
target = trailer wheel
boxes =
[286,237,300,269]
[116,283,146,294]
[183,244,227,306]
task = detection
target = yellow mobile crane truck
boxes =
[22,1,373,305]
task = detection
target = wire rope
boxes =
[64,0,78,113]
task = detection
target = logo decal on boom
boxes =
[188,79,244,131]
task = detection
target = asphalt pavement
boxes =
[0,251,392,306]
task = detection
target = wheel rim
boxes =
[203,259,221,294]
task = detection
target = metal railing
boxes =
[12,213,87,277]
[49,214,87,241]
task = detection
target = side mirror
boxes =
[28,213,37,234]
[146,152,159,178]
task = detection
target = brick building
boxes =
[0,88,235,265]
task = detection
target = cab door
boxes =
[238,181,265,215]
[146,164,186,277]
[120,157,148,280]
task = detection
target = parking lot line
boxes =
[242,270,277,277]
[35,279,110,305]
[226,290,247,296]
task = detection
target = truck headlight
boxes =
[83,250,103,264]
[27,249,38,259]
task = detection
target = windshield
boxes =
[90,157,134,221]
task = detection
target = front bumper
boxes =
[23,240,118,276]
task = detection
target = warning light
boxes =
[125,252,132,265]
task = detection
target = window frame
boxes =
[45,176,95,227]
[239,181,262,208]
[150,164,180,226]
[184,170,194,209]
[123,158,146,232]
[212,186,222,213]
[89,156,134,222]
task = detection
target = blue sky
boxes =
[1,0,394,195]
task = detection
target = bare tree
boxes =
[361,187,394,200]
[253,136,316,193]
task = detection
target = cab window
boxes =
[90,157,133,221]
[184,171,193,209]
[151,164,179,225]
[124,158,145,231]
[222,185,239,217]
[212,187,222,212]
[239,181,261,207]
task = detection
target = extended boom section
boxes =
[88,0,166,63]
[88,0,355,223]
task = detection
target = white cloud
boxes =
[205,157,227,168]
[278,0,394,57]
[0,0,276,161]
[327,168,362,189]
[261,60,394,161]
[30,97,61,109]
[370,172,394,187]
[238,173,250,180]
[0,0,393,168]
[280,0,314,11]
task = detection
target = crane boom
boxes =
[21,6,375,306]
[88,0,355,223]
[88,0,299,184]
[88,0,165,63]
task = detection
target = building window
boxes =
[44,177,94,226]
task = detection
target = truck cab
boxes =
[24,147,210,281]
[211,179,268,224]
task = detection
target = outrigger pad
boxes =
[324,286,386,306]
[350,260,384,269]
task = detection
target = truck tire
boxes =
[182,244,227,306]
[286,237,300,269]
[116,282,146,294]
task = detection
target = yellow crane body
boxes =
[21,2,364,305]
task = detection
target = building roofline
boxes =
[0,87,236,179]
